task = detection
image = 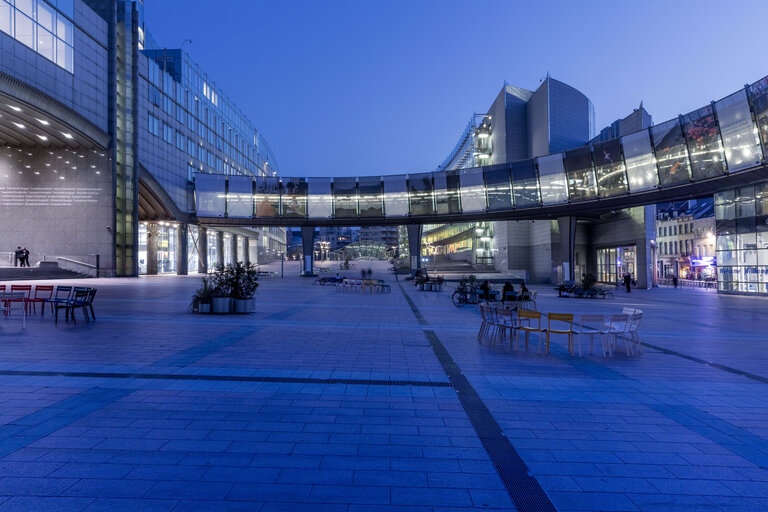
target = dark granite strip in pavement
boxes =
[642,341,768,385]
[650,404,768,469]
[0,387,132,458]
[0,370,451,388]
[399,284,556,512]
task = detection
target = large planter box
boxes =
[233,298,254,314]
[211,297,231,314]
[199,303,211,314]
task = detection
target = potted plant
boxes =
[210,264,233,313]
[190,276,215,313]
[229,261,259,313]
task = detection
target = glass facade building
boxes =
[715,183,768,294]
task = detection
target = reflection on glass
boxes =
[383,175,408,216]
[194,174,226,217]
[227,176,253,218]
[621,130,658,192]
[358,176,383,217]
[254,177,280,217]
[716,90,763,172]
[307,178,332,218]
[408,172,435,216]
[748,77,768,150]
[434,171,461,214]
[592,139,627,197]
[683,105,726,179]
[483,165,512,211]
[459,167,486,212]
[564,146,596,201]
[281,177,307,218]
[510,160,539,208]
[650,119,691,186]
[333,177,358,218]
[537,154,568,204]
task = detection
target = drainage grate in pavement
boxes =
[400,284,558,512]
[0,370,452,388]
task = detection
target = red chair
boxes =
[9,285,31,313]
[28,285,54,316]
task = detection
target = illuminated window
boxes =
[1,0,74,72]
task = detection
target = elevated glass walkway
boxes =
[194,74,768,228]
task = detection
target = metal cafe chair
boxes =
[572,314,605,356]
[516,310,543,352]
[9,284,31,313]
[602,313,631,357]
[0,292,27,329]
[543,313,575,356]
[55,289,90,325]
[44,286,73,316]
[28,285,54,316]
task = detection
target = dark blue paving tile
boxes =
[62,479,155,499]
[309,484,390,505]
[549,491,640,511]
[172,500,263,512]
[468,489,515,509]
[49,462,135,479]
[353,469,426,487]
[125,465,207,481]
[0,477,77,496]
[276,468,353,485]
[0,496,93,512]
[145,480,232,500]
[228,483,312,502]
[84,498,178,511]
[391,487,472,507]
[200,466,281,483]
[320,455,390,470]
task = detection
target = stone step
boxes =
[0,267,88,281]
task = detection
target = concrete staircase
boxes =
[0,267,88,281]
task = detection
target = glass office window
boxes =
[15,9,34,49]
[459,167,486,212]
[0,1,11,36]
[592,139,627,197]
[194,174,226,217]
[748,76,768,150]
[434,171,460,214]
[333,177,358,218]
[650,118,691,186]
[483,165,512,211]
[408,172,435,216]
[683,105,727,179]
[307,177,332,218]
[227,176,253,218]
[254,176,280,217]
[510,159,539,208]
[358,176,383,217]
[622,130,658,192]
[716,90,763,172]
[537,154,568,204]
[281,177,307,218]
[564,146,596,201]
[382,174,409,216]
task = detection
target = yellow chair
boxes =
[544,313,575,356]
[516,310,543,352]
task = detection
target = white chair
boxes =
[602,313,631,356]
[625,313,643,353]
[0,292,27,330]
[572,314,604,356]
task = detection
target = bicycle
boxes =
[452,284,480,307]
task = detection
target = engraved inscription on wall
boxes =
[0,186,103,207]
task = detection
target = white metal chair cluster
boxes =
[478,304,643,357]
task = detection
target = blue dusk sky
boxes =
[144,0,768,177]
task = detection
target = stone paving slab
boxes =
[0,261,765,510]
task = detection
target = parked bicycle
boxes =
[452,283,481,307]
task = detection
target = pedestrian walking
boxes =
[623,273,632,293]
[672,275,678,288]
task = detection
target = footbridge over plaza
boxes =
[193,75,768,277]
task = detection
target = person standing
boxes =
[21,247,29,267]
[672,275,678,289]
[14,246,21,267]
[623,273,632,293]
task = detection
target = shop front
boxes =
[596,246,636,285]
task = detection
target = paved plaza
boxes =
[0,262,766,511]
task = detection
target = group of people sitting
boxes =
[478,280,530,302]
